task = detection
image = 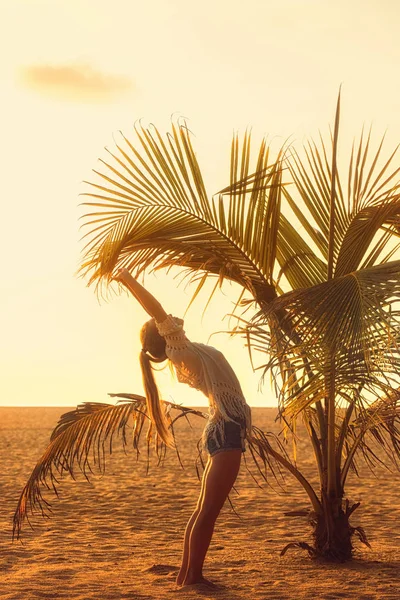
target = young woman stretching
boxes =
[115,268,252,588]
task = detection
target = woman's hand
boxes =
[113,267,132,283]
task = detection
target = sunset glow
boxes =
[3,0,400,406]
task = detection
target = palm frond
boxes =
[13,394,296,539]
[276,214,327,289]
[283,108,400,282]
[13,396,207,539]
[50,401,112,441]
[340,388,400,485]
[327,88,342,280]
[78,122,283,306]
[248,426,322,513]
[238,260,400,418]
[335,197,400,276]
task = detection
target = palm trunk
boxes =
[326,359,338,499]
[311,493,354,561]
[317,356,355,560]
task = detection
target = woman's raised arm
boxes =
[114,268,168,323]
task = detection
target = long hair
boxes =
[139,319,174,448]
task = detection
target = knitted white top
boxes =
[155,315,252,442]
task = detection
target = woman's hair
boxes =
[139,319,174,448]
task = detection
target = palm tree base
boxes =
[281,500,369,562]
[312,507,354,561]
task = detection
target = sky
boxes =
[1,0,400,407]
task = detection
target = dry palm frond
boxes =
[247,426,321,513]
[13,395,293,539]
[50,401,114,441]
[13,396,207,540]
[78,122,284,307]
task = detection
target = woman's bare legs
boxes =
[181,449,242,587]
[176,459,212,586]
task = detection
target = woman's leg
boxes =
[183,449,242,586]
[176,459,212,585]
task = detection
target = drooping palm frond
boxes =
[14,394,295,539]
[12,396,207,540]
[78,122,284,307]
[50,401,113,441]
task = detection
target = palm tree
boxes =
[14,94,400,561]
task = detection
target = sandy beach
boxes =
[1,406,399,600]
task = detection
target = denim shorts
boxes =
[204,419,246,457]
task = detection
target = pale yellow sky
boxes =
[2,0,400,407]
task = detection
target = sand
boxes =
[0,406,399,600]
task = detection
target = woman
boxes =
[115,268,251,588]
